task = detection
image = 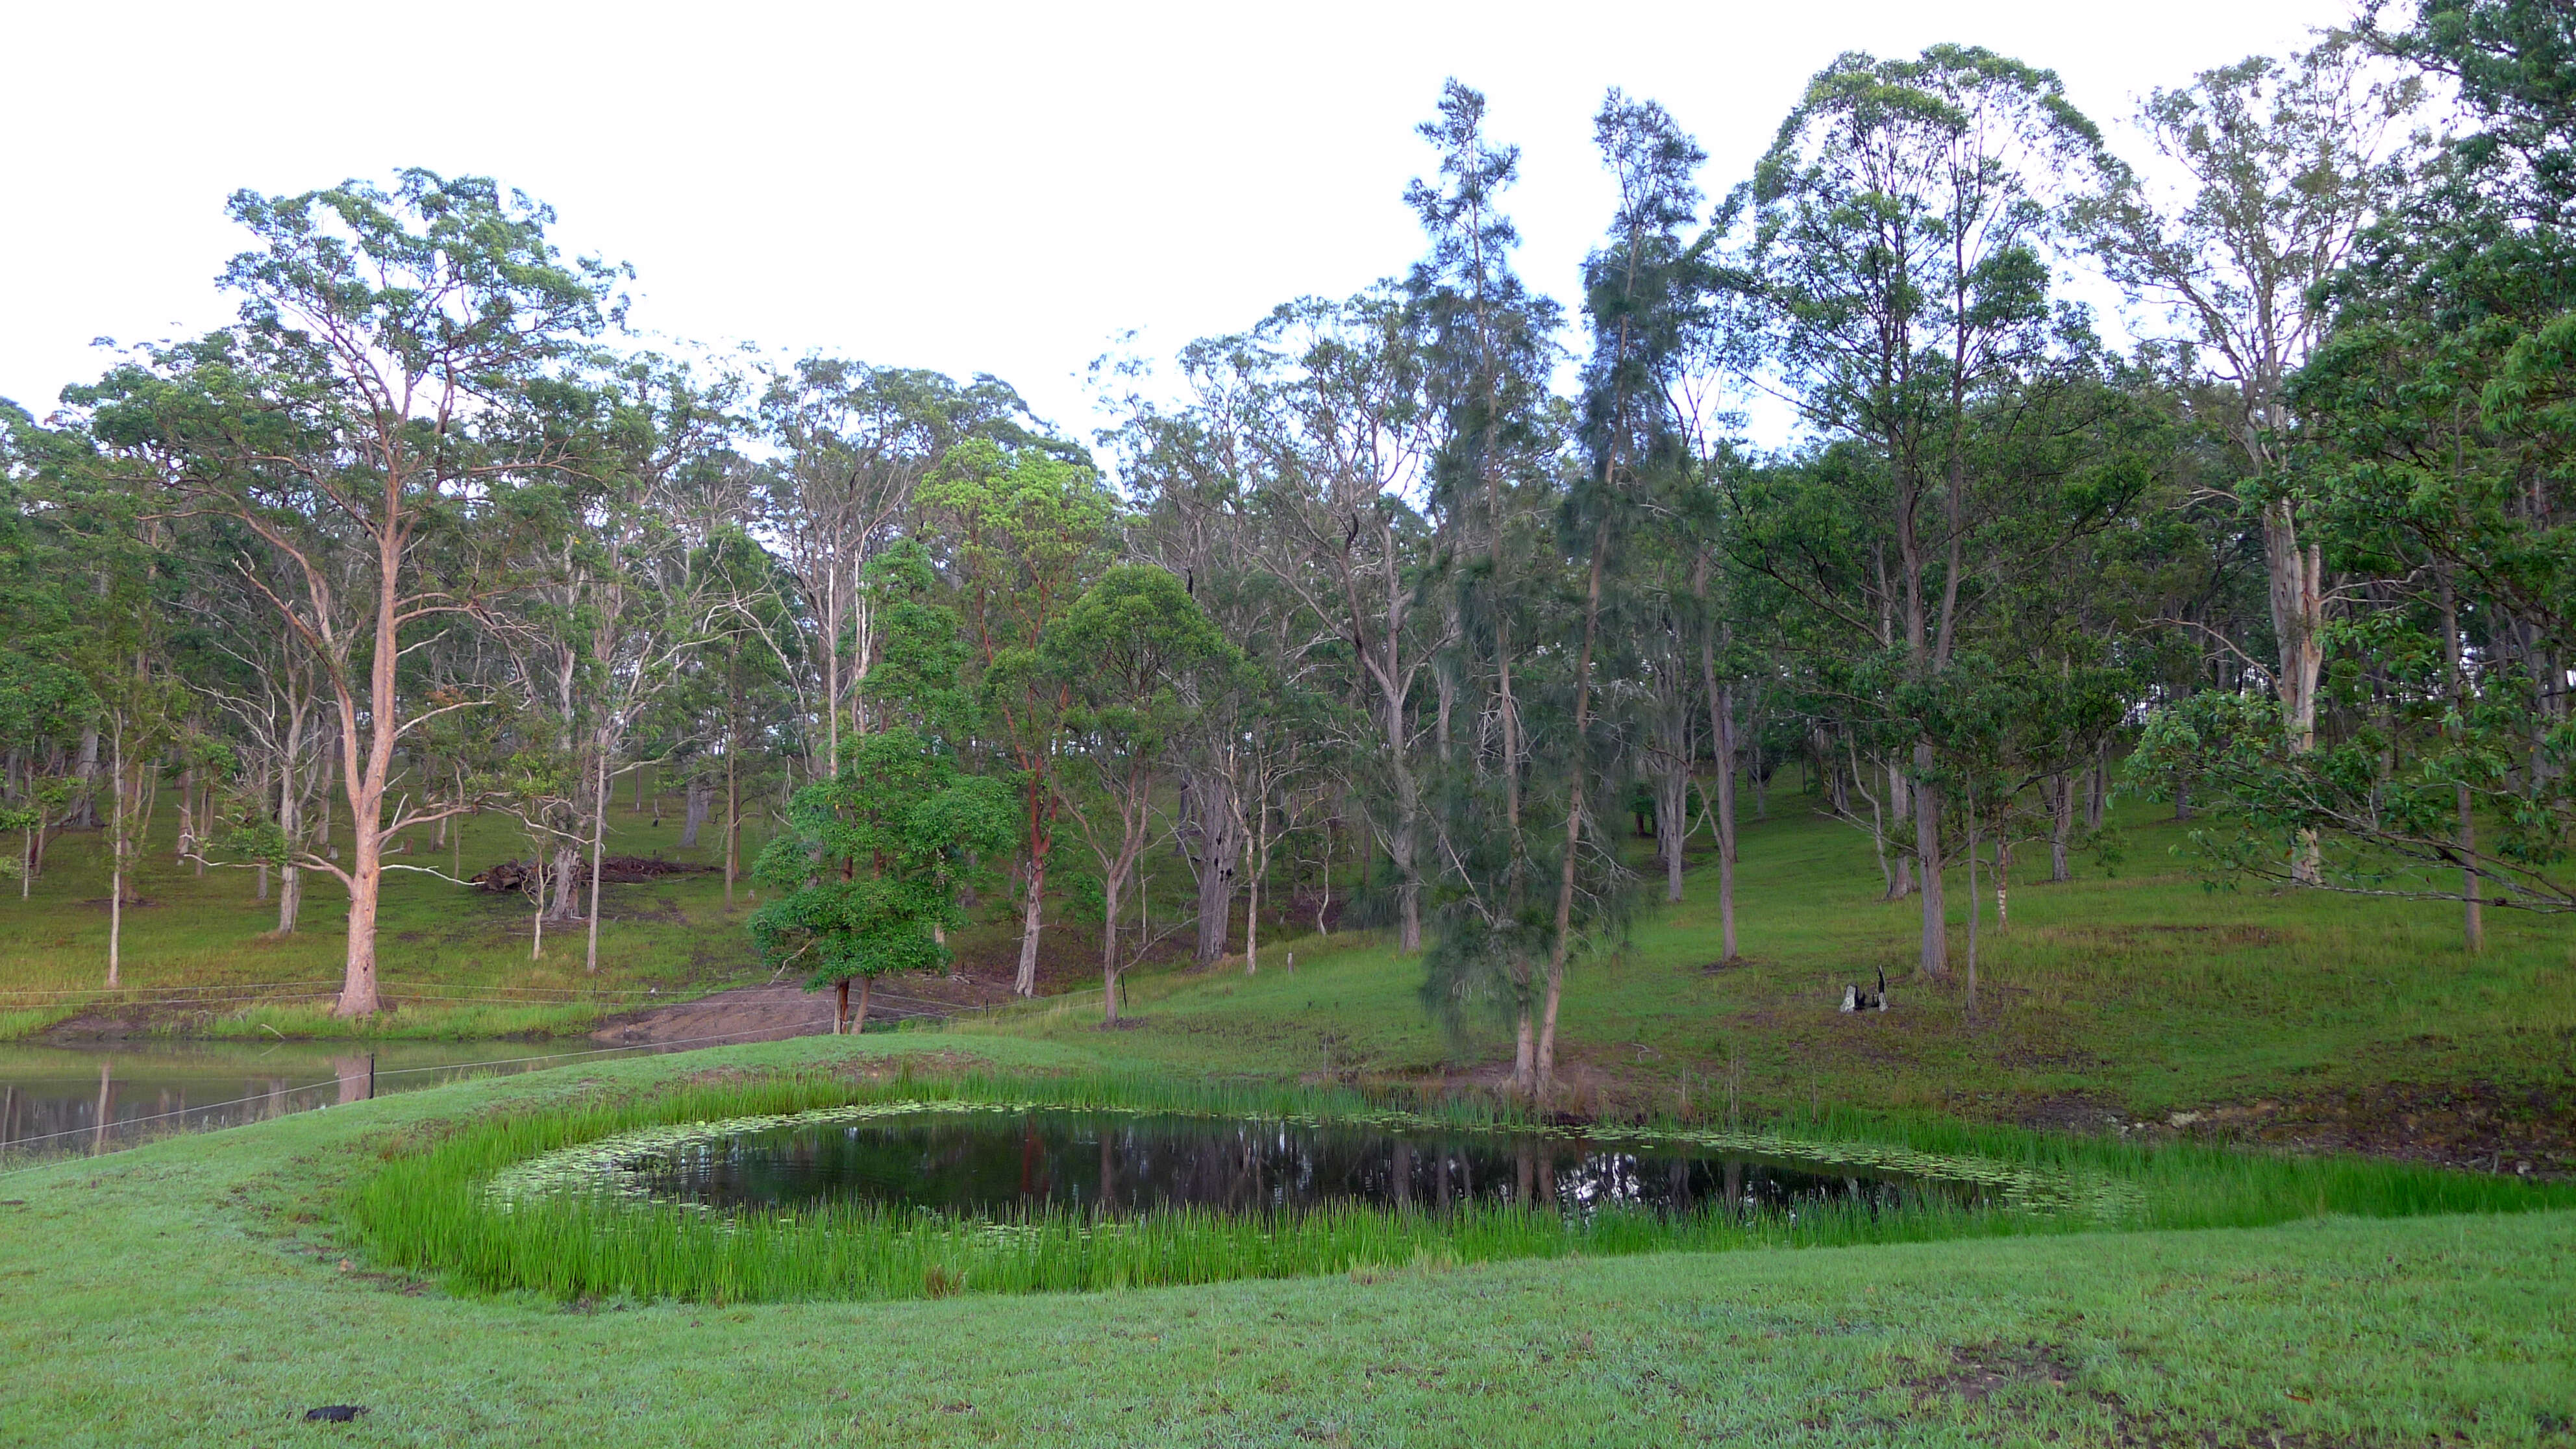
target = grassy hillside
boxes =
[1,1034,2568,1448]
[1018,793,2576,1172]
[0,784,1140,1039]
[5,776,2571,1170]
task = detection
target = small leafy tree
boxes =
[1041,564,1237,1022]
[749,727,1016,1032]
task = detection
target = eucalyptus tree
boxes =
[0,407,102,900]
[558,356,746,972]
[1728,47,2110,978]
[682,523,802,907]
[923,438,1116,995]
[1242,290,1439,953]
[190,533,334,928]
[1041,564,1237,1019]
[1101,336,1286,965]
[753,362,1041,778]
[2077,39,2431,804]
[2159,0,2576,941]
[34,395,208,983]
[63,171,615,1015]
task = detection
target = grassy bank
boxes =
[344,1067,2575,1306]
[1,1033,2570,1446]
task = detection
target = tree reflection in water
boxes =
[630,1108,1984,1220]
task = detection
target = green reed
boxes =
[343,1070,2576,1306]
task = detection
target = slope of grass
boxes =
[6,777,2571,1172]
[1008,792,2576,1159]
[1,1034,2570,1447]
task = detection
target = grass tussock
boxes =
[346,1071,2576,1306]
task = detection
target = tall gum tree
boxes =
[1042,564,1236,1021]
[924,438,1113,996]
[1245,292,1437,954]
[2077,39,2430,863]
[79,170,616,1017]
[1730,46,2109,978]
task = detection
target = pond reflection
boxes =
[631,1109,1981,1218]
[0,1040,694,1159]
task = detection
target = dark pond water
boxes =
[632,1108,1981,1218]
[0,1039,694,1159]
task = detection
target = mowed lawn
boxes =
[2,1034,2570,1448]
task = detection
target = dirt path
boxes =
[585,973,1012,1046]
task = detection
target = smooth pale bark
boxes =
[530,854,548,960]
[723,708,741,911]
[106,731,123,989]
[1705,673,1740,961]
[1654,762,1687,904]
[1913,741,1948,978]
[1243,859,1261,976]
[1013,857,1046,997]
[2441,575,2484,954]
[73,728,97,827]
[584,743,611,974]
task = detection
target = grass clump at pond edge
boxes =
[345,1069,2576,1306]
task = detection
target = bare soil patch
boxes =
[586,971,1011,1046]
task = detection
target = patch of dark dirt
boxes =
[38,1012,140,1040]
[1998,1090,2135,1135]
[1994,1044,2111,1074]
[672,1048,1000,1090]
[470,856,715,894]
[1908,1341,2081,1404]
[1986,1079,2576,1178]
[2153,1081,2576,1178]
[1890,1343,2382,1449]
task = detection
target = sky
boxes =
[3,0,2353,451]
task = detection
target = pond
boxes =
[0,1039,698,1158]
[621,1106,1992,1219]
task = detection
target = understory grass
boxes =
[346,1069,2576,1306]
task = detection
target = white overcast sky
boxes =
[4,0,2351,450]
